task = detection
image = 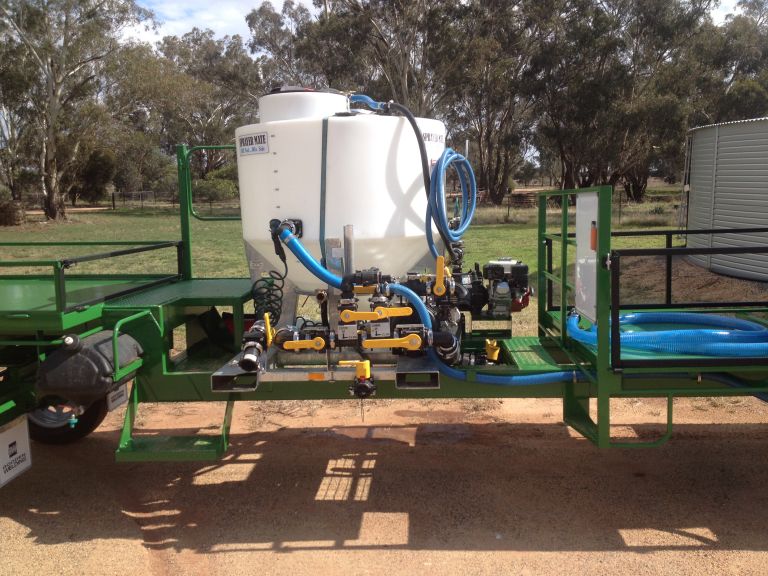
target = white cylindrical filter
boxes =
[237,92,445,292]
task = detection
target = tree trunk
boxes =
[623,171,648,203]
[42,163,67,220]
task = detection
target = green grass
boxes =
[0,205,687,336]
[0,208,248,278]
[0,206,682,282]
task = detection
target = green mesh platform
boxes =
[107,278,253,308]
[502,337,563,372]
[0,277,161,314]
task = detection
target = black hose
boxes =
[386,101,457,263]
[252,261,287,325]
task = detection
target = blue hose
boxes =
[568,312,768,357]
[279,228,343,290]
[349,94,386,111]
[385,282,579,386]
[280,228,579,387]
[426,148,477,259]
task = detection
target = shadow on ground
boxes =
[4,421,767,555]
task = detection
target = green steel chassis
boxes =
[2,144,768,464]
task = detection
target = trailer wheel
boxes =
[28,396,108,444]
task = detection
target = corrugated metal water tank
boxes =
[687,117,768,281]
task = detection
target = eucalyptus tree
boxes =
[0,0,151,219]
[0,31,36,201]
[157,29,262,176]
[443,0,540,204]
[247,0,320,89]
[528,0,713,199]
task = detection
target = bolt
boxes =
[63,336,74,346]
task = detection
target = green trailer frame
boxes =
[2,144,768,465]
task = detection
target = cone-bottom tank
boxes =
[236,92,445,292]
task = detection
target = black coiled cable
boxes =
[252,262,287,325]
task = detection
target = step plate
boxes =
[116,435,224,462]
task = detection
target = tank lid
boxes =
[259,89,349,123]
[267,86,344,96]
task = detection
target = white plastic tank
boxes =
[236,90,445,292]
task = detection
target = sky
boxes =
[126,0,741,45]
[125,0,315,44]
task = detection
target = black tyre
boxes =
[28,396,108,445]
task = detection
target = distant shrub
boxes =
[193,178,237,205]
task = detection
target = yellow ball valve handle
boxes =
[485,339,501,362]
[363,333,422,351]
[339,359,371,380]
[434,255,447,297]
[263,313,275,348]
[282,336,326,351]
[339,306,412,323]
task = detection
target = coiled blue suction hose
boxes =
[427,148,477,259]
[349,93,477,260]
[280,228,579,386]
[567,312,768,357]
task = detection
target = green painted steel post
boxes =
[594,185,619,447]
[537,194,547,337]
[559,192,569,343]
[177,144,193,280]
[54,262,66,312]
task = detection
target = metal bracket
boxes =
[395,355,441,390]
[211,353,260,392]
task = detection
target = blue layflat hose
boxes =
[567,312,768,357]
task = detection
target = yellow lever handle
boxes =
[264,313,274,348]
[339,360,371,380]
[282,336,326,351]
[362,334,422,351]
[339,306,412,323]
[434,255,447,296]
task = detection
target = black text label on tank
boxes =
[239,132,270,155]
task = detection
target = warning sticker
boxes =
[238,132,269,156]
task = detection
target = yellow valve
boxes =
[485,339,500,362]
[282,336,326,351]
[339,359,371,380]
[434,255,447,296]
[339,306,412,323]
[363,333,422,351]
[263,313,274,348]
[353,285,377,295]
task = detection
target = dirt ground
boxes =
[2,396,768,576]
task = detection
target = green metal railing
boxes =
[111,310,161,383]
[0,241,183,313]
[537,186,620,447]
[175,144,239,280]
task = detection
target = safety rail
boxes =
[609,241,768,370]
[175,144,239,280]
[0,240,183,313]
[537,186,612,355]
[0,325,104,348]
[112,310,162,382]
